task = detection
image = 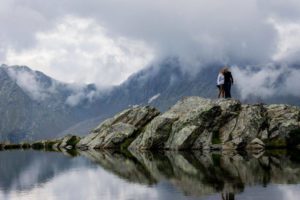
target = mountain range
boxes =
[0,64,101,141]
[0,60,299,142]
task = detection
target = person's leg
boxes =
[217,85,221,98]
[228,84,232,98]
[221,85,225,98]
[224,84,229,98]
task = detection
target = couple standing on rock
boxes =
[217,67,234,98]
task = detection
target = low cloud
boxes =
[3,16,154,87]
[65,84,100,107]
[271,19,300,64]
[232,64,300,100]
[3,65,102,106]
[0,0,300,97]
[5,66,58,101]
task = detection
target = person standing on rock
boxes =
[217,68,225,98]
[223,67,234,98]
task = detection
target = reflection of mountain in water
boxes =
[80,150,300,197]
[0,150,89,192]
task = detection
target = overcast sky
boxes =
[1,0,300,91]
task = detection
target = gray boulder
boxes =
[192,98,241,149]
[220,104,266,149]
[77,106,160,149]
[130,97,221,150]
[129,116,177,149]
[265,104,300,147]
[165,98,221,150]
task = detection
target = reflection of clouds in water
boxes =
[12,159,43,191]
[0,165,204,200]
[4,165,299,200]
[231,184,300,200]
[277,185,300,200]
[1,167,160,200]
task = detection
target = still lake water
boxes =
[0,149,300,200]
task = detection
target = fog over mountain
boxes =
[1,60,300,140]
[0,1,300,140]
[62,58,300,136]
[0,64,105,141]
[1,1,300,92]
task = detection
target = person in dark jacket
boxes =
[223,67,234,98]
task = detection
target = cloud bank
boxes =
[2,65,100,106]
[3,16,154,87]
[0,0,300,99]
[232,64,300,100]
[5,66,59,101]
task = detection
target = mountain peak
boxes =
[1,64,31,72]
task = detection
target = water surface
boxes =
[1,149,300,200]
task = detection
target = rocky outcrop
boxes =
[76,97,299,150]
[130,97,222,150]
[2,97,300,151]
[72,97,300,150]
[76,106,160,150]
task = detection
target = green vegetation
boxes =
[21,143,31,149]
[265,138,287,149]
[212,153,221,166]
[45,141,55,148]
[119,148,135,159]
[66,136,80,147]
[44,141,58,151]
[287,149,300,163]
[119,129,143,150]
[287,129,300,147]
[265,149,287,156]
[31,142,44,150]
[65,149,79,157]
[120,137,135,150]
[212,131,221,144]
[3,144,22,150]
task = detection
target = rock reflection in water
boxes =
[79,149,300,199]
[1,149,300,199]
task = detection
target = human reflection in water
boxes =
[222,192,235,200]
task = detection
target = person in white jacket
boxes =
[217,68,225,98]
